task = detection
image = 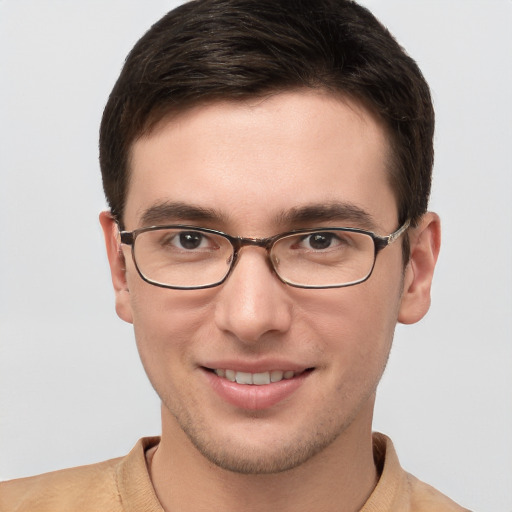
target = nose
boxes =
[214,247,293,346]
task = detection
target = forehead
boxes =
[125,90,397,233]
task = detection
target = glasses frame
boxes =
[119,219,410,290]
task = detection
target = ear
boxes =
[99,211,133,324]
[398,212,441,324]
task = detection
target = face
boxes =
[104,90,414,474]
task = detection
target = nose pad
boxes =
[270,253,280,272]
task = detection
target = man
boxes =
[0,0,470,510]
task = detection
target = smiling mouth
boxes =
[207,368,313,385]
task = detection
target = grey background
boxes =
[1,2,511,511]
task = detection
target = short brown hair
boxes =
[100,0,434,233]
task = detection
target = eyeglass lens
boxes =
[131,227,377,289]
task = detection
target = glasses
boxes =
[119,220,410,290]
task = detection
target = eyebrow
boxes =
[138,200,377,231]
[139,201,227,227]
[275,202,378,230]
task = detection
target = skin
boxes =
[100,90,440,512]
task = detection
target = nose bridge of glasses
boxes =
[228,236,277,273]
[231,235,275,252]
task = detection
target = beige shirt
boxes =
[0,434,470,511]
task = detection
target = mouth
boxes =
[210,368,313,385]
[201,364,314,409]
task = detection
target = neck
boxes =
[148,408,378,512]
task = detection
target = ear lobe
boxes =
[398,212,441,325]
[99,211,133,324]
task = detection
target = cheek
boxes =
[127,282,216,369]
[304,278,401,332]
[357,273,403,349]
[297,269,403,364]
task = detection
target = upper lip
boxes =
[201,359,313,373]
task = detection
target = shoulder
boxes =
[0,437,161,512]
[367,433,472,512]
[0,457,123,512]
[406,473,472,512]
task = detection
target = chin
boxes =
[191,437,335,475]
[173,408,352,475]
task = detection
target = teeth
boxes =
[214,369,297,385]
[270,370,284,382]
[235,371,253,384]
[252,372,271,385]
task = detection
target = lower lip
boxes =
[203,369,311,411]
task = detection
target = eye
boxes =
[171,231,210,250]
[300,232,346,251]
